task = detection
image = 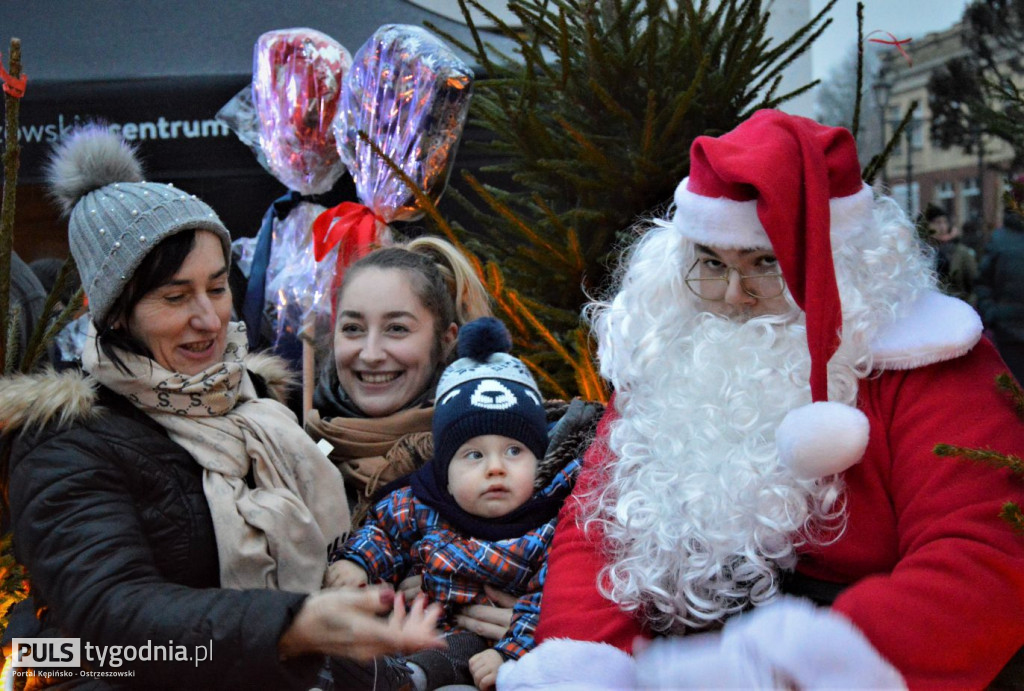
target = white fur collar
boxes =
[869,290,982,370]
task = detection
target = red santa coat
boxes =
[535,337,1024,689]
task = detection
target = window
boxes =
[911,106,925,151]
[962,177,981,221]
[886,104,924,153]
[935,181,955,217]
[892,182,921,218]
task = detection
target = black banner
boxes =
[4,75,261,184]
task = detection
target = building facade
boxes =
[876,23,1015,247]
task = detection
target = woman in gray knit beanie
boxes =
[0,125,441,688]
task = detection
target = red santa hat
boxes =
[673,109,874,479]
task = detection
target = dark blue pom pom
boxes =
[457,317,512,361]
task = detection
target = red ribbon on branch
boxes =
[0,54,27,98]
[312,201,385,314]
[867,31,914,66]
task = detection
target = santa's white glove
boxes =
[497,638,636,690]
[634,597,906,689]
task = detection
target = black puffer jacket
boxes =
[0,360,322,689]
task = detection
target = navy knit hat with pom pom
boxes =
[45,124,231,324]
[431,317,548,476]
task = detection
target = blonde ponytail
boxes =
[405,236,491,325]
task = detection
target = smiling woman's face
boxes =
[333,267,456,417]
[125,231,231,375]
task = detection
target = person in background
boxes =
[305,236,492,524]
[0,125,442,689]
[977,203,1024,384]
[7,251,48,368]
[327,317,581,690]
[961,216,988,256]
[29,255,88,363]
[27,257,67,303]
[923,203,978,306]
[500,110,1024,689]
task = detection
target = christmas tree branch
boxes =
[460,171,570,265]
[999,502,1024,535]
[19,259,82,372]
[996,373,1024,419]
[357,129,605,400]
[851,2,865,139]
[0,531,29,631]
[4,305,20,373]
[0,39,22,375]
[934,443,1024,476]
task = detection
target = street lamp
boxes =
[872,66,892,187]
[972,119,985,228]
[905,115,916,215]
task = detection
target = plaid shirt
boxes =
[335,459,580,660]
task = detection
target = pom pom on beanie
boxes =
[457,316,513,361]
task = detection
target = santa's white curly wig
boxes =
[580,194,935,633]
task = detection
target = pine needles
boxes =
[426,0,834,397]
[935,373,1024,534]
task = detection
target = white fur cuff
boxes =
[497,638,636,690]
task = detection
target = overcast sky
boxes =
[810,0,970,79]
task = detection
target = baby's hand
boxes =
[385,592,445,657]
[279,588,443,663]
[468,648,504,690]
[324,560,369,588]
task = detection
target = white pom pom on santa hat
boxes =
[776,402,870,480]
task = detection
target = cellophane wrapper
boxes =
[334,24,474,223]
[262,202,339,351]
[253,27,352,195]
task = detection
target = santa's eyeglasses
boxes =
[684,259,786,301]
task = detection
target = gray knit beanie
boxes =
[46,125,231,325]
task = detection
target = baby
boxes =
[326,317,579,690]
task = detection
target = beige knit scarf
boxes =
[83,322,350,593]
[305,406,434,522]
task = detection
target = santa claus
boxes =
[498,110,1024,689]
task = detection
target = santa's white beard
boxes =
[588,310,844,634]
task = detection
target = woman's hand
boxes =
[324,560,369,589]
[453,585,517,642]
[468,648,504,691]
[278,586,443,662]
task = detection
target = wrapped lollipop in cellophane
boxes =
[253,27,350,193]
[220,28,352,365]
[312,23,474,305]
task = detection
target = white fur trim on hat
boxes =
[672,178,875,249]
[776,401,870,480]
[871,290,983,370]
[496,638,636,690]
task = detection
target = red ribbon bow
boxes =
[311,201,385,312]
[0,54,27,98]
[867,31,914,66]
